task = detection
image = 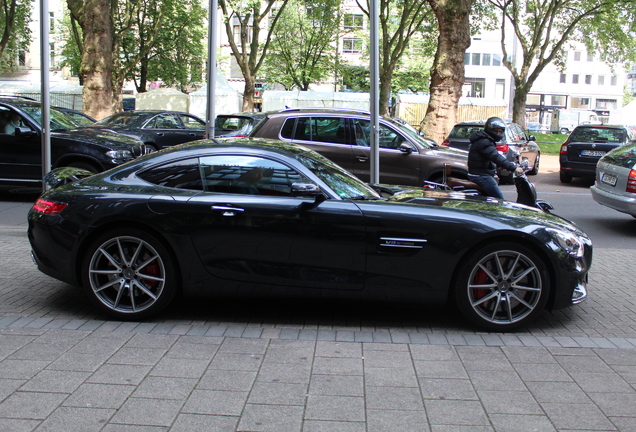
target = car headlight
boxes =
[546,228,584,258]
[106,150,133,159]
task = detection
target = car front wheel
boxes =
[82,229,177,319]
[454,242,550,331]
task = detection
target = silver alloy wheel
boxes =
[465,249,542,325]
[88,235,166,314]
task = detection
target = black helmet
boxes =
[484,117,506,141]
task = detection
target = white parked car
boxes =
[590,142,636,218]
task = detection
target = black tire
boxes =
[66,161,101,174]
[527,153,540,175]
[454,242,550,331]
[145,144,158,153]
[81,229,177,320]
[559,171,572,184]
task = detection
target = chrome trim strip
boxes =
[379,237,427,249]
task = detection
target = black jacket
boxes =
[468,130,517,176]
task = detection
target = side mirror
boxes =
[528,135,536,141]
[291,182,323,197]
[398,142,413,154]
[15,127,36,137]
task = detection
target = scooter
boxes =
[423,161,554,212]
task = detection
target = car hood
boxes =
[387,188,583,234]
[53,128,144,149]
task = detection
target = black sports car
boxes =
[27,138,592,331]
[85,110,206,152]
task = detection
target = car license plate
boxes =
[581,150,606,157]
[601,172,617,186]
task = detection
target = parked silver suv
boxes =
[248,108,469,186]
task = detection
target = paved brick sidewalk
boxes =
[1,228,635,431]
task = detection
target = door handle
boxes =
[212,205,245,216]
[156,133,164,136]
[356,156,369,162]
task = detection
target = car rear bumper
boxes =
[590,184,636,216]
[559,157,597,177]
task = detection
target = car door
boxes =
[283,116,356,173]
[184,154,367,290]
[0,107,42,185]
[351,119,422,186]
[143,114,185,148]
[178,113,206,140]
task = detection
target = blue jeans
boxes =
[468,174,504,199]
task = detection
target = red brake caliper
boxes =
[473,269,489,300]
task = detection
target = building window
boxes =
[598,75,605,85]
[471,53,481,65]
[571,97,590,109]
[572,74,579,84]
[611,75,618,86]
[232,25,253,45]
[482,54,491,66]
[587,53,594,62]
[49,43,55,64]
[596,99,617,110]
[585,75,592,85]
[492,54,502,66]
[559,74,566,83]
[464,53,470,65]
[463,78,485,98]
[574,51,581,61]
[49,12,54,32]
[343,38,362,54]
[344,14,363,29]
[495,79,505,99]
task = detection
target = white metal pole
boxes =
[369,0,380,184]
[40,0,51,184]
[206,0,218,138]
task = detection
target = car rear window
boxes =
[602,143,636,169]
[215,116,253,133]
[569,127,626,143]
[449,125,482,139]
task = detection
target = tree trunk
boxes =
[80,0,115,120]
[421,0,472,144]
[242,74,256,112]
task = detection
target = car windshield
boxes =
[570,127,626,143]
[386,118,435,148]
[96,113,138,126]
[295,152,381,200]
[215,116,255,132]
[21,105,81,131]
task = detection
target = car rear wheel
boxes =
[559,171,572,183]
[454,242,550,331]
[82,229,177,319]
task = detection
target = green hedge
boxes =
[530,132,568,155]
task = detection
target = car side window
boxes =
[0,107,24,134]
[153,115,181,129]
[180,114,205,130]
[310,117,349,144]
[353,119,405,149]
[199,155,308,196]
[138,158,203,190]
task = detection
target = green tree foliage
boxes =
[219,0,291,111]
[262,0,341,91]
[0,0,32,72]
[485,0,636,125]
[356,0,435,115]
[119,0,206,93]
[341,65,369,92]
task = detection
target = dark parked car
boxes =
[85,110,206,152]
[215,112,266,137]
[590,142,636,218]
[28,138,591,331]
[0,97,146,191]
[559,124,636,183]
[443,120,541,182]
[248,108,469,187]
[54,107,96,126]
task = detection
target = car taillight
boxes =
[560,143,569,154]
[235,134,246,137]
[32,199,67,215]
[441,139,450,146]
[627,170,636,194]
[495,143,508,154]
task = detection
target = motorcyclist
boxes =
[467,117,524,199]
